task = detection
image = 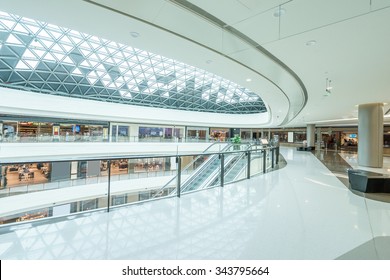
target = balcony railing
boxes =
[0,144,280,228]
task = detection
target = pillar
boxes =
[129,124,139,142]
[307,124,315,148]
[358,103,383,167]
[316,127,322,150]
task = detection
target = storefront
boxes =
[186,126,209,142]
[230,128,240,139]
[341,132,358,148]
[1,121,17,141]
[138,126,163,141]
[385,129,390,147]
[210,127,230,142]
[252,129,263,140]
[139,125,185,142]
[2,162,50,189]
[240,129,252,141]
[270,129,306,144]
[0,116,108,142]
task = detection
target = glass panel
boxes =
[0,159,108,225]
[223,149,248,185]
[108,156,176,208]
[138,127,163,142]
[111,125,117,142]
[118,126,129,142]
[250,147,264,177]
[0,10,267,114]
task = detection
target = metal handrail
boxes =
[221,151,248,183]
[0,145,279,228]
[181,142,227,171]
[158,143,254,196]
[153,143,233,197]
[179,152,239,193]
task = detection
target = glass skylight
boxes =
[0,11,267,114]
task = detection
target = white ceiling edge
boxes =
[0,87,269,128]
[0,0,306,127]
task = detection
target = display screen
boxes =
[349,134,357,138]
[73,125,80,133]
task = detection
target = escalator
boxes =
[154,143,265,197]
[152,142,229,197]
[179,146,238,193]
[178,143,256,193]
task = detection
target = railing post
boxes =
[220,153,224,187]
[107,159,111,212]
[276,146,279,164]
[247,151,251,179]
[176,156,181,197]
[271,148,275,169]
[263,149,266,173]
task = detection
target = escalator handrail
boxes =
[222,152,247,181]
[180,142,227,172]
[171,144,235,194]
[180,152,239,193]
[179,143,255,193]
[152,143,231,197]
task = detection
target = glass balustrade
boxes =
[0,145,280,227]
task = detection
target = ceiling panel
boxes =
[237,0,287,13]
[371,0,390,11]
[280,0,370,38]
[189,0,252,25]
[153,2,224,52]
[91,0,167,23]
[189,0,286,26]
[265,5,390,125]
[231,9,280,45]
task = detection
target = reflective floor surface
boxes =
[1,147,390,259]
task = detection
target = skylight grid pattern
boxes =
[0,11,267,114]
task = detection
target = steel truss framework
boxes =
[0,11,266,114]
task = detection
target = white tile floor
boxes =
[0,147,389,259]
[339,152,390,175]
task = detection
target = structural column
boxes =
[316,127,322,150]
[358,103,383,167]
[307,124,315,148]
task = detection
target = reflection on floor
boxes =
[311,149,352,187]
[312,150,390,203]
[0,147,390,260]
[337,237,390,260]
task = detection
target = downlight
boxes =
[273,7,286,17]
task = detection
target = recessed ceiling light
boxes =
[306,40,317,46]
[273,7,286,17]
[130,31,140,38]
[246,78,252,82]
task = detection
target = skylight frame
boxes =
[0,11,267,114]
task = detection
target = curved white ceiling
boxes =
[2,0,388,128]
[0,0,307,127]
